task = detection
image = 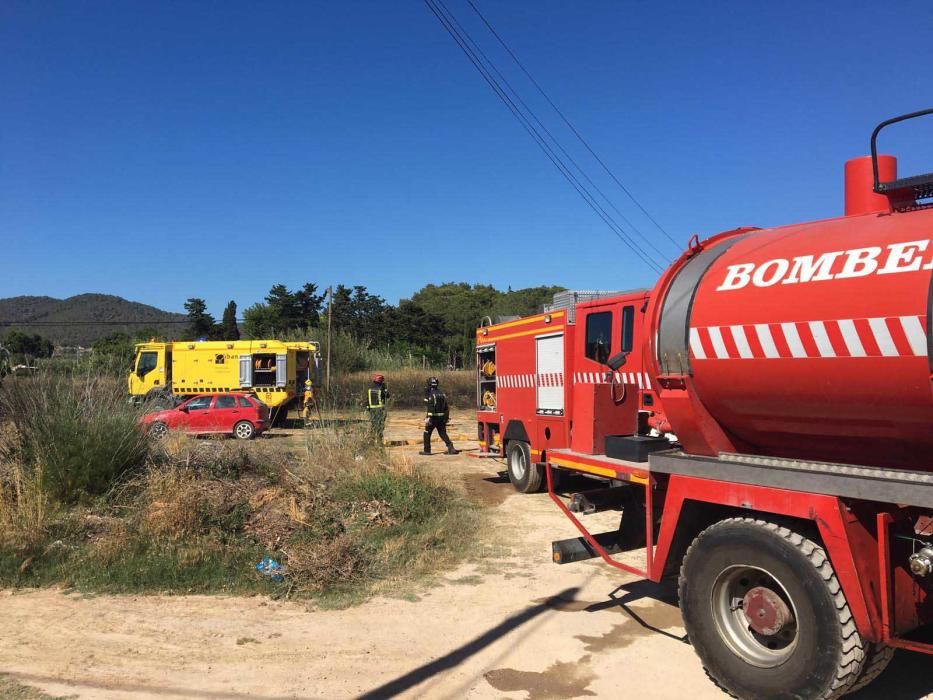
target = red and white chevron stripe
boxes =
[537,371,564,387]
[690,315,928,360]
[573,371,652,389]
[498,373,535,388]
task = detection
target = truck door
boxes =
[239,355,253,388]
[130,348,161,397]
[536,334,564,415]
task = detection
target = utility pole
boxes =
[326,286,333,392]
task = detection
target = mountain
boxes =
[0,294,186,346]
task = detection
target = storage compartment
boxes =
[252,353,278,387]
[477,344,496,412]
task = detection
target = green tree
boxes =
[265,284,302,332]
[329,285,389,341]
[220,300,240,340]
[295,283,325,327]
[4,330,54,361]
[494,285,565,318]
[242,303,276,339]
[183,298,216,340]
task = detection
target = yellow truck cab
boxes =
[129,340,321,415]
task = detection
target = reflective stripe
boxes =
[367,389,385,408]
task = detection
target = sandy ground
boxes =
[0,411,930,700]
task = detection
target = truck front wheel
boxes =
[679,517,866,699]
[506,441,543,493]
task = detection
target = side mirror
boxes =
[606,351,629,371]
[179,405,189,413]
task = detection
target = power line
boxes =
[466,0,682,252]
[439,0,672,264]
[425,0,664,274]
[0,320,191,326]
[426,0,662,272]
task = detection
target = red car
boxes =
[141,393,270,440]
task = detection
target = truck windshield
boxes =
[585,312,612,364]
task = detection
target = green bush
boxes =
[0,373,149,503]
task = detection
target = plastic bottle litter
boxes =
[255,556,285,582]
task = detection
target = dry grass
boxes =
[0,372,148,503]
[0,413,481,602]
[327,369,474,409]
[0,459,54,551]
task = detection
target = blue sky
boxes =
[2,1,931,315]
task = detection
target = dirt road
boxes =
[0,411,929,699]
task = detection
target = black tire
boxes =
[233,421,255,440]
[506,441,543,493]
[846,643,895,694]
[679,517,866,700]
[144,388,175,410]
[148,422,169,440]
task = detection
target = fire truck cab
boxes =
[476,289,665,492]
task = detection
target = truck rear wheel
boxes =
[506,441,543,493]
[846,643,895,693]
[679,517,866,699]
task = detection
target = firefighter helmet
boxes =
[372,373,385,384]
[427,376,439,388]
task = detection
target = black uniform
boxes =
[422,387,455,454]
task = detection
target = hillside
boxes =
[0,294,185,346]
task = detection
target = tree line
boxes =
[1,330,55,364]
[185,282,563,367]
[21,282,563,370]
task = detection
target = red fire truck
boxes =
[476,288,664,492]
[475,110,933,698]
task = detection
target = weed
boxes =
[0,415,482,602]
[0,674,75,700]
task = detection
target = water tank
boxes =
[647,163,932,470]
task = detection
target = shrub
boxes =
[0,372,149,503]
[0,411,481,601]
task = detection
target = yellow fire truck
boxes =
[128,340,321,416]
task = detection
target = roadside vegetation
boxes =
[327,368,474,410]
[0,373,480,604]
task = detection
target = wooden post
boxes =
[326,286,333,392]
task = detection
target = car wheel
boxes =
[234,421,255,440]
[148,422,169,440]
[679,517,866,699]
[506,441,543,493]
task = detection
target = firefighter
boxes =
[420,377,458,455]
[366,374,389,443]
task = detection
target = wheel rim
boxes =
[710,564,799,668]
[235,423,253,439]
[149,423,168,439]
[509,447,527,480]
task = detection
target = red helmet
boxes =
[372,373,385,384]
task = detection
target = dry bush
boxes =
[326,369,474,409]
[0,399,480,599]
[0,458,54,550]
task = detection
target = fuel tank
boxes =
[648,157,933,470]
